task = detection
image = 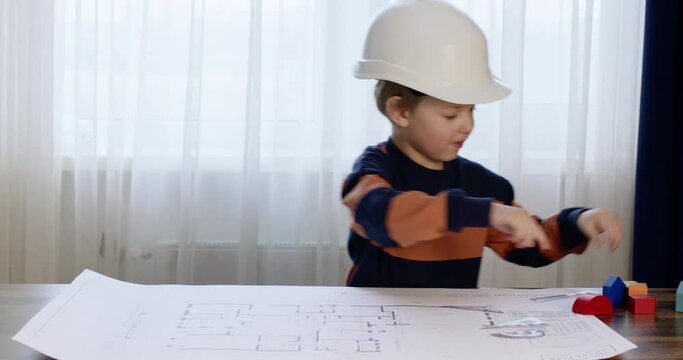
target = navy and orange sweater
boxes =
[341,139,589,288]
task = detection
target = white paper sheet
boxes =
[13,270,636,359]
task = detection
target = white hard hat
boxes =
[354,0,510,104]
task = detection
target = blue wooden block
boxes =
[602,275,627,307]
[677,281,683,312]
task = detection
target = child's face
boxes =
[403,96,474,168]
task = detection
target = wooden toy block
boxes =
[627,295,656,314]
[623,280,636,287]
[627,282,648,296]
[602,275,627,307]
[572,294,613,315]
[677,281,683,313]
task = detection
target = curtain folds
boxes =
[1,0,644,287]
[0,0,59,283]
[632,0,683,288]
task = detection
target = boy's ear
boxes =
[385,96,411,127]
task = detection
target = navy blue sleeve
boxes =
[446,189,492,230]
[558,207,591,249]
[355,187,401,247]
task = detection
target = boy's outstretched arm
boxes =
[342,173,493,248]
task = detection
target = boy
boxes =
[342,0,622,288]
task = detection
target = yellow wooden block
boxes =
[627,282,648,296]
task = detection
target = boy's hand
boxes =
[489,203,550,250]
[577,208,623,252]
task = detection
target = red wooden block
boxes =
[627,295,656,314]
[572,294,614,315]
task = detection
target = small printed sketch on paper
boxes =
[491,329,546,339]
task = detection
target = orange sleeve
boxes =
[485,204,589,267]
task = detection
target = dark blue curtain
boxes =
[632,0,683,287]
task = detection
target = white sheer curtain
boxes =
[0,0,60,283]
[0,0,643,287]
[469,0,645,287]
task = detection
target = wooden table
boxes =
[1,285,681,359]
[1,284,66,360]
[602,289,683,359]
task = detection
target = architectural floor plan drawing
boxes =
[13,270,636,360]
[164,303,518,353]
[168,303,404,352]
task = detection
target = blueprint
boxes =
[13,270,636,359]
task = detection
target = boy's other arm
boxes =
[486,206,593,267]
[575,208,622,252]
[342,173,491,248]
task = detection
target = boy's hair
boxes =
[374,80,425,118]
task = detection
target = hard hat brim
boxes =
[354,60,511,105]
